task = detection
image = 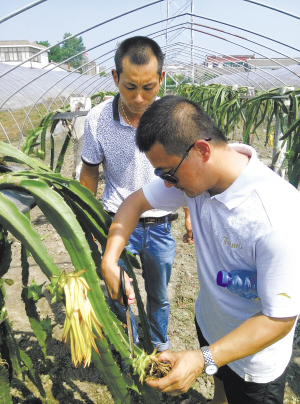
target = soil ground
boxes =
[3,130,300,403]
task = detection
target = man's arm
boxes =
[182,206,194,245]
[147,312,296,395]
[80,162,99,196]
[101,188,153,304]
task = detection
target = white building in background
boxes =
[0,40,49,68]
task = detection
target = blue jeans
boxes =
[107,218,176,352]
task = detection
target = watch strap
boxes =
[201,346,218,373]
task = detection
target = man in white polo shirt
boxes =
[101,95,300,404]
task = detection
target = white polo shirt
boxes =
[143,143,300,383]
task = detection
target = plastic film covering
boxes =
[0,62,117,111]
[203,63,300,90]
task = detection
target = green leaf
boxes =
[19,349,46,397]
[0,227,12,278]
[2,318,23,375]
[17,179,97,274]
[1,279,14,286]
[0,192,61,279]
[0,365,12,404]
[0,142,51,172]
[21,127,43,156]
[21,288,48,362]
[27,279,44,301]
[40,112,55,160]
[21,243,29,287]
[54,129,72,173]
[41,316,54,339]
[280,116,300,141]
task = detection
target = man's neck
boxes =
[119,99,141,128]
[209,147,250,196]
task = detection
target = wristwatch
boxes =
[201,346,219,375]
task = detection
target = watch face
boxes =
[206,364,218,375]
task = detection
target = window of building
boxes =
[0,46,41,63]
[224,61,246,68]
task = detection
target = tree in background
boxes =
[36,40,62,65]
[36,33,85,70]
[60,33,85,69]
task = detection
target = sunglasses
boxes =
[154,138,211,185]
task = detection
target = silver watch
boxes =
[201,346,218,375]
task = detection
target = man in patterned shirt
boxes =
[80,36,178,352]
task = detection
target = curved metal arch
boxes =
[0,0,47,24]
[161,42,266,89]
[75,71,114,99]
[163,46,246,87]
[168,55,247,88]
[173,42,279,89]
[165,55,238,87]
[0,63,55,109]
[3,6,300,143]
[157,25,282,88]
[19,54,116,132]
[3,8,299,111]
[243,0,300,20]
[6,20,281,133]
[2,21,193,118]
[188,29,288,85]
[193,22,300,68]
[0,122,11,143]
[58,75,102,109]
[188,12,300,54]
[158,13,300,85]
[86,80,113,98]
[45,53,116,112]
[0,14,187,111]
[152,25,288,88]
[19,70,99,134]
[188,24,299,80]
[0,0,165,79]
[186,27,286,85]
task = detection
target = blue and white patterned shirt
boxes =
[81,94,170,217]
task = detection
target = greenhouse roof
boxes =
[1,0,300,145]
[204,63,300,90]
[0,63,117,111]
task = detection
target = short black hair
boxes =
[136,95,227,156]
[114,36,164,79]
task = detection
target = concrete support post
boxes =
[246,87,255,97]
[70,96,91,180]
[272,86,294,178]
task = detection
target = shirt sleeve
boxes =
[256,227,300,318]
[81,109,104,165]
[142,178,187,211]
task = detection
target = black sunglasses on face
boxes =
[154,138,212,185]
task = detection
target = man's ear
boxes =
[111,69,119,86]
[159,70,165,86]
[194,139,211,162]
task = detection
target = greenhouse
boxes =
[0,1,300,403]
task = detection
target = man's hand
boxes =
[101,262,135,305]
[146,350,204,396]
[182,231,194,245]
